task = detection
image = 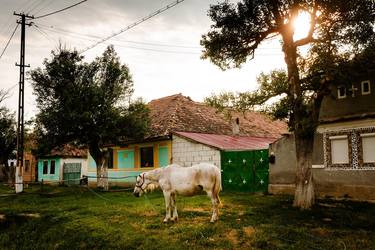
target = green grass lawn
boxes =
[0,184,374,250]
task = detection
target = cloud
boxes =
[0,0,285,120]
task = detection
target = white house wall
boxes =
[172,135,221,168]
[59,158,88,179]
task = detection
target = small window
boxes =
[361,80,371,95]
[10,161,14,167]
[337,86,346,99]
[50,160,55,174]
[25,160,30,172]
[330,136,349,164]
[361,133,375,163]
[108,148,114,169]
[140,147,154,168]
[43,161,48,174]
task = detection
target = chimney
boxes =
[232,117,240,135]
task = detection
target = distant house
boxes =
[23,152,37,183]
[87,94,287,187]
[38,144,88,185]
[269,75,375,200]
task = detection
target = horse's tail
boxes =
[213,167,222,207]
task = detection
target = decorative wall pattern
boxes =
[323,126,375,170]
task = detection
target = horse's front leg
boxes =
[207,191,219,223]
[163,191,172,223]
[171,193,178,222]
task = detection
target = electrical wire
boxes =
[80,0,185,54]
[34,24,201,55]
[34,24,285,56]
[33,0,55,15]
[0,24,20,59]
[28,0,47,14]
[34,0,88,19]
[35,23,201,49]
[33,24,58,45]
[35,22,282,51]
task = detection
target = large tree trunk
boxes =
[95,154,109,191]
[89,144,109,191]
[282,29,316,209]
[293,136,315,209]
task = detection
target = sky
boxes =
[0,0,287,120]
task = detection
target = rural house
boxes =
[87,94,287,187]
[37,144,88,185]
[269,75,375,200]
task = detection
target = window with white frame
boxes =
[361,80,371,95]
[337,86,346,99]
[330,135,349,164]
[361,133,375,163]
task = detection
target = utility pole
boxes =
[14,12,33,193]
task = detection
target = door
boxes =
[221,150,269,192]
[63,163,82,185]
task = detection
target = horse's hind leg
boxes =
[163,191,172,223]
[207,191,219,223]
[171,193,178,222]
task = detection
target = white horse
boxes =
[133,163,222,223]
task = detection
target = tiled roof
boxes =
[47,144,87,158]
[147,94,287,138]
[174,131,277,150]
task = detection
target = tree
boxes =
[0,90,17,183]
[30,45,149,190]
[201,0,375,209]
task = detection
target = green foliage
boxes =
[0,91,16,166]
[0,186,374,249]
[202,0,375,138]
[201,0,375,70]
[30,45,149,157]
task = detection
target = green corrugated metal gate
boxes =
[63,163,81,185]
[221,150,269,192]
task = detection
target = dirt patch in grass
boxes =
[183,207,207,212]
[311,227,329,236]
[138,210,159,217]
[226,229,239,246]
[243,226,256,237]
[19,213,40,218]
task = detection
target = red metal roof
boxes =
[174,131,277,151]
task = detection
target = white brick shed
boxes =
[172,131,277,170]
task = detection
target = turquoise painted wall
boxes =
[88,155,97,170]
[117,149,135,169]
[87,170,141,184]
[158,146,169,167]
[38,158,61,182]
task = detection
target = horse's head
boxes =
[133,173,150,197]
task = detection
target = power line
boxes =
[33,0,55,15]
[36,23,201,49]
[0,24,20,59]
[28,0,46,14]
[34,0,88,19]
[34,24,285,57]
[80,0,185,54]
[33,24,58,45]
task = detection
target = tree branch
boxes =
[0,89,10,104]
[294,4,318,47]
